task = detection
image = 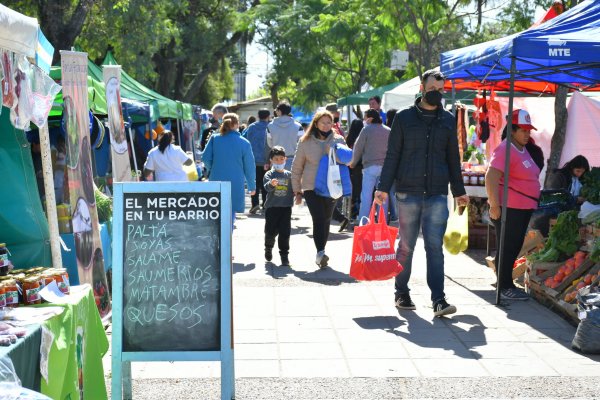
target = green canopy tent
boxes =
[102,51,187,120]
[336,82,404,106]
[48,61,108,117]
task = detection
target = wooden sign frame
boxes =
[111,182,234,399]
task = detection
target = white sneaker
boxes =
[315,251,329,268]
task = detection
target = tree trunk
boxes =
[152,45,177,98]
[37,0,94,65]
[270,82,279,109]
[545,85,569,186]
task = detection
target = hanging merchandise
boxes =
[455,103,468,160]
[475,90,490,143]
[1,50,15,109]
[10,54,35,130]
[485,89,503,145]
[29,63,61,127]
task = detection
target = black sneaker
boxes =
[433,299,457,317]
[500,287,529,301]
[265,248,273,262]
[249,205,260,214]
[395,293,416,310]
[281,255,289,266]
[338,217,349,232]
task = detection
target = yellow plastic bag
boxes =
[183,162,199,181]
[444,206,468,255]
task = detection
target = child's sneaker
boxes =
[265,248,273,262]
[315,251,328,268]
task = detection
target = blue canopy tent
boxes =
[441,0,600,90]
[440,0,600,304]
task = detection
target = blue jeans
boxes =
[359,165,390,223]
[394,193,449,303]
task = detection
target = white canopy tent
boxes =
[0,4,38,57]
[381,76,421,111]
[0,4,61,268]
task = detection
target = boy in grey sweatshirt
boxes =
[263,146,295,266]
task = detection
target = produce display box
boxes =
[559,263,600,305]
[552,258,595,295]
[557,264,600,324]
[528,278,557,310]
[485,229,544,279]
[525,261,561,285]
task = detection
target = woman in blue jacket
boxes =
[203,113,256,223]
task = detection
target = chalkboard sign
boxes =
[122,191,221,351]
[111,133,234,400]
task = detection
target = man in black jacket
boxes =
[374,69,469,317]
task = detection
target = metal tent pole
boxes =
[495,56,517,306]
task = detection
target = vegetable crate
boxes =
[525,261,561,290]
[557,263,600,324]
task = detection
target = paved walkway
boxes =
[104,203,600,399]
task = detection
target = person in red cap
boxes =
[485,109,543,301]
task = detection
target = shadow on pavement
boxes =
[233,262,256,273]
[353,316,405,331]
[268,263,358,286]
[352,312,481,359]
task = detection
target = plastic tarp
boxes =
[102,51,191,120]
[0,4,38,58]
[0,108,51,267]
[177,101,193,121]
[337,82,403,107]
[441,0,600,88]
[122,97,151,124]
[561,91,600,167]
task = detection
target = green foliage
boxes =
[581,167,600,205]
[2,0,565,111]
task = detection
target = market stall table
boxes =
[0,285,108,399]
[0,324,42,391]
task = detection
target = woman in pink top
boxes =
[485,109,542,301]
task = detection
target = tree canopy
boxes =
[3,0,563,109]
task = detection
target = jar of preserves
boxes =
[478,173,485,186]
[0,243,9,276]
[462,171,470,186]
[22,277,41,305]
[43,271,56,287]
[3,279,19,307]
[0,283,6,308]
[54,268,70,294]
[469,173,479,186]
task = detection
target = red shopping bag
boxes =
[350,204,403,281]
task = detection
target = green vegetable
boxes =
[95,188,113,223]
[528,210,580,262]
[590,237,600,263]
[581,167,600,205]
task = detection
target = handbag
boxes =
[350,203,403,281]
[443,206,468,255]
[315,145,352,198]
[326,147,343,199]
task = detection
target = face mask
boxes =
[317,128,332,137]
[333,117,339,123]
[218,118,223,124]
[272,162,285,171]
[423,90,443,107]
